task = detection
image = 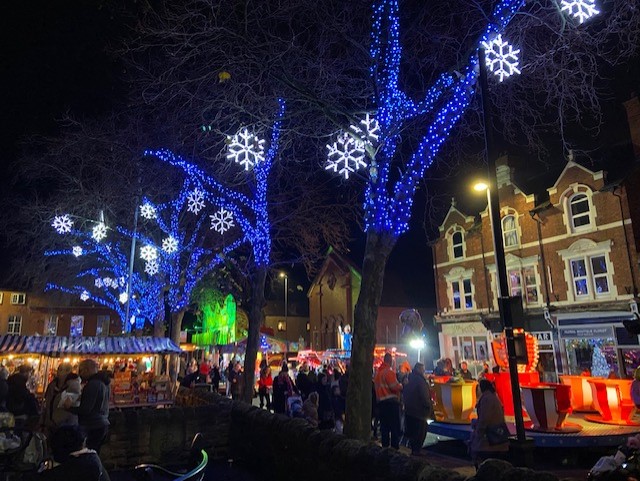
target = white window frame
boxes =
[559,239,615,302]
[569,193,591,231]
[44,315,58,336]
[444,267,475,311]
[489,254,541,309]
[561,186,597,235]
[447,226,466,261]
[502,214,519,248]
[10,293,26,305]
[7,315,22,335]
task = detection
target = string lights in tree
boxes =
[226,128,266,171]
[139,245,158,262]
[481,34,521,82]
[144,259,159,275]
[92,222,107,242]
[52,215,74,234]
[72,246,83,257]
[561,0,600,24]
[161,236,179,254]
[210,208,235,234]
[80,290,90,302]
[325,133,368,180]
[140,202,157,220]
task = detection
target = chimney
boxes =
[496,155,514,188]
[623,94,640,159]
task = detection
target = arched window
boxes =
[452,231,464,259]
[502,215,519,248]
[570,193,591,230]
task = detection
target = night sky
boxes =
[1,2,637,309]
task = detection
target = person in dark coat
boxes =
[402,363,432,456]
[6,365,39,418]
[210,364,221,393]
[295,364,313,400]
[469,379,509,467]
[0,366,9,412]
[66,360,110,454]
[315,372,334,430]
[272,364,294,414]
[29,425,110,481]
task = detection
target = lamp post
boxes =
[409,337,426,364]
[476,47,527,444]
[279,272,288,331]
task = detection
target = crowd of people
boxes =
[0,359,112,480]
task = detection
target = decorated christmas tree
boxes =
[591,345,609,378]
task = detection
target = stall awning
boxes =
[0,335,181,357]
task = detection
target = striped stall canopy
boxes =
[0,335,181,357]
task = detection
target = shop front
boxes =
[438,321,492,376]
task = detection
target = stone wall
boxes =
[101,389,561,481]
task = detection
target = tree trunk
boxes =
[344,230,397,441]
[241,266,268,403]
[171,310,186,346]
[153,317,165,338]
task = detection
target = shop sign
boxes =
[441,322,488,336]
[559,326,614,339]
[532,331,552,343]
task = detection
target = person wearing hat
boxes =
[402,363,432,456]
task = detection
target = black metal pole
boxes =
[478,47,526,443]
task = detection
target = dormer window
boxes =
[570,193,590,230]
[502,215,519,248]
[452,231,464,259]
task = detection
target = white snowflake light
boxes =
[139,245,158,262]
[94,278,103,288]
[72,246,83,257]
[325,133,368,180]
[102,277,112,288]
[350,113,380,145]
[187,189,206,214]
[162,236,179,254]
[51,215,73,234]
[80,290,90,302]
[145,259,159,276]
[210,208,235,234]
[92,222,107,242]
[119,292,128,304]
[119,277,126,287]
[226,128,266,171]
[481,34,521,82]
[561,0,599,24]
[139,202,157,220]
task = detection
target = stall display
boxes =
[586,378,639,426]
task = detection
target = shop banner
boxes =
[441,322,488,336]
[559,326,614,339]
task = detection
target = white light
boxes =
[130,315,136,325]
[92,222,107,242]
[210,208,235,234]
[410,338,426,350]
[102,277,112,288]
[139,245,158,262]
[162,236,179,254]
[72,246,83,257]
[80,290,90,302]
[94,278,103,288]
[119,292,128,304]
[140,202,157,220]
[145,259,159,275]
[186,189,206,214]
[481,34,521,82]
[350,113,380,145]
[561,0,599,24]
[226,128,266,171]
[325,132,368,180]
[119,277,126,287]
[52,215,73,234]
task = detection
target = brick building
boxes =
[0,288,120,337]
[432,145,640,380]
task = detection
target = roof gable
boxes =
[548,161,604,195]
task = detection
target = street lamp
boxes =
[476,46,527,445]
[409,337,426,364]
[279,272,288,331]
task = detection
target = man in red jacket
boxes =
[374,353,403,449]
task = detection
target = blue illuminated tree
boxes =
[145,100,285,402]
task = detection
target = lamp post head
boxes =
[473,181,489,192]
[409,338,426,350]
[279,272,287,279]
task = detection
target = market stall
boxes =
[0,335,181,408]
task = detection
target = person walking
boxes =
[272,364,294,414]
[374,353,403,449]
[258,362,273,410]
[66,359,110,454]
[403,363,432,456]
[469,379,509,468]
[228,362,244,400]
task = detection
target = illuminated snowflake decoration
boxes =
[187,188,206,214]
[481,34,521,82]
[139,202,157,220]
[350,114,380,146]
[139,245,158,262]
[94,278,103,289]
[325,132,368,180]
[561,0,599,24]
[80,290,90,302]
[102,277,112,288]
[226,128,265,171]
[161,236,179,254]
[92,222,107,242]
[118,277,126,287]
[145,259,159,276]
[119,292,128,304]
[72,246,83,257]
[51,215,73,234]
[210,208,235,234]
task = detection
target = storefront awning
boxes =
[555,311,636,326]
[0,335,181,357]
